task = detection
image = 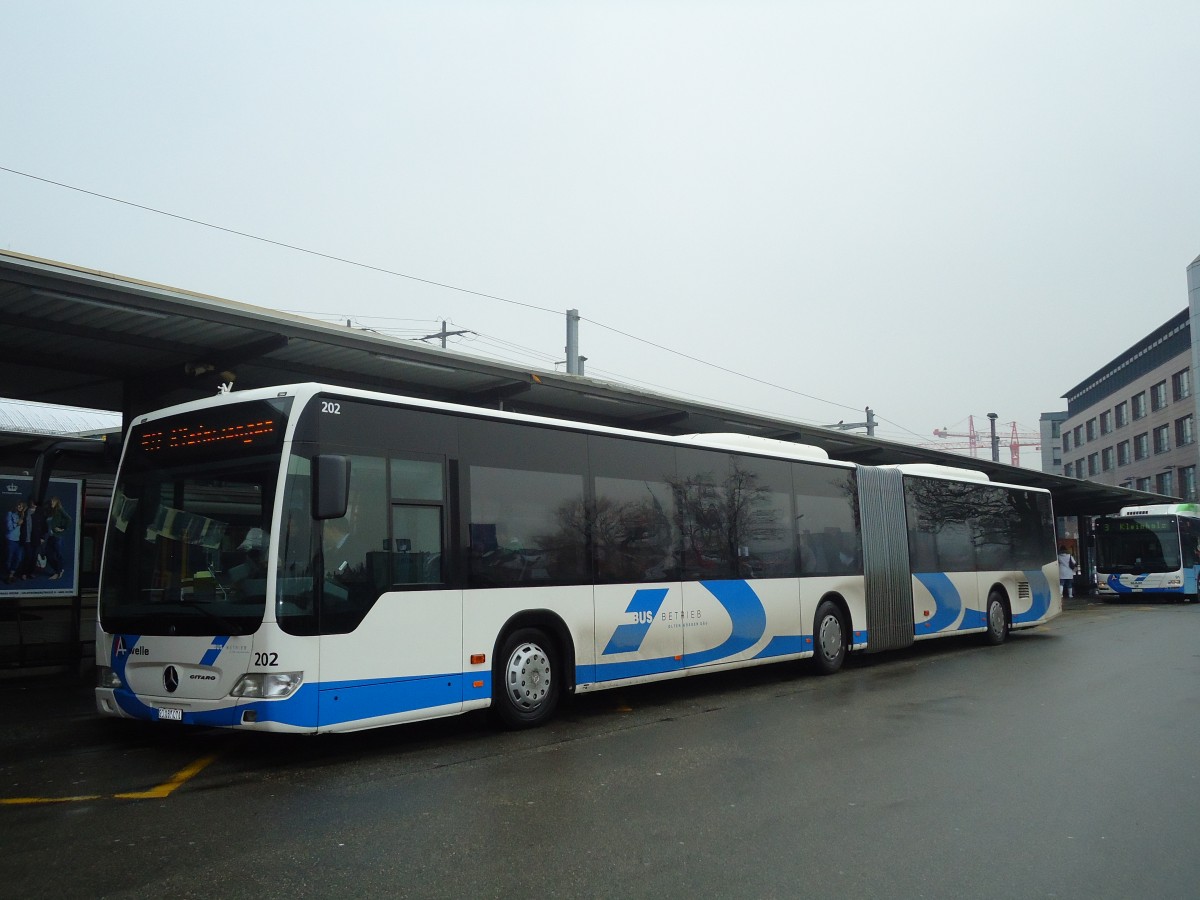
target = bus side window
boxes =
[467,466,587,587]
[793,463,861,576]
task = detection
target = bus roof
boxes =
[890,462,991,484]
[676,432,832,462]
[1116,503,1200,518]
[130,383,855,468]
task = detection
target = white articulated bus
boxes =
[1095,504,1200,602]
[95,384,1060,733]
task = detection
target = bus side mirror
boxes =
[312,455,350,520]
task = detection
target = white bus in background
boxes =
[95,383,1060,733]
[1095,504,1200,602]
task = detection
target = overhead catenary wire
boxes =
[306,309,864,429]
[4,163,898,426]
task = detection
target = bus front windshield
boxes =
[1096,516,1181,574]
[99,398,291,637]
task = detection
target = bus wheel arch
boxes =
[812,594,850,675]
[983,586,1010,645]
[491,611,574,729]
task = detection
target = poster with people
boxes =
[1,475,83,598]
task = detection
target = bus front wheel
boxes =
[812,600,847,675]
[493,628,561,728]
[983,591,1009,645]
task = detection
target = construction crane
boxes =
[932,415,984,456]
[925,416,1041,466]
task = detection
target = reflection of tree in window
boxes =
[672,458,786,579]
[591,480,679,582]
[967,486,1016,570]
[905,478,1053,573]
[905,478,978,572]
[468,466,586,586]
[793,465,861,576]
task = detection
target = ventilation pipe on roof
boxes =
[566,309,582,376]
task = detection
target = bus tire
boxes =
[493,627,560,729]
[812,600,847,675]
[983,591,1009,645]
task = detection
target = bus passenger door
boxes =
[317,451,462,728]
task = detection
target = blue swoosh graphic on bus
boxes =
[109,634,166,721]
[680,580,766,666]
[960,608,987,629]
[199,635,230,667]
[110,634,139,687]
[914,573,961,632]
[755,635,807,658]
[1104,573,1168,594]
[111,672,467,730]
[602,588,669,655]
[1013,569,1052,623]
[107,633,246,726]
[593,579,767,681]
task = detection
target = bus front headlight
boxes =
[230,672,303,699]
[97,666,122,689]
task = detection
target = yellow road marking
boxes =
[114,754,218,800]
[1,753,218,805]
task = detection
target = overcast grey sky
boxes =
[3,1,1198,467]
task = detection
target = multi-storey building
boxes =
[1038,410,1067,473]
[1059,308,1197,499]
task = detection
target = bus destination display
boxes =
[1097,518,1173,533]
[140,418,278,454]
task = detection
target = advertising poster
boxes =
[1,474,83,598]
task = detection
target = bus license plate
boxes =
[157,707,183,721]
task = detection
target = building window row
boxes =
[1064,369,1190,454]
[1066,427,1194,499]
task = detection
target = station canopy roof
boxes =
[0,249,1161,515]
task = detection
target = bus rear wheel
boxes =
[493,628,560,729]
[812,600,847,675]
[983,591,1009,645]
